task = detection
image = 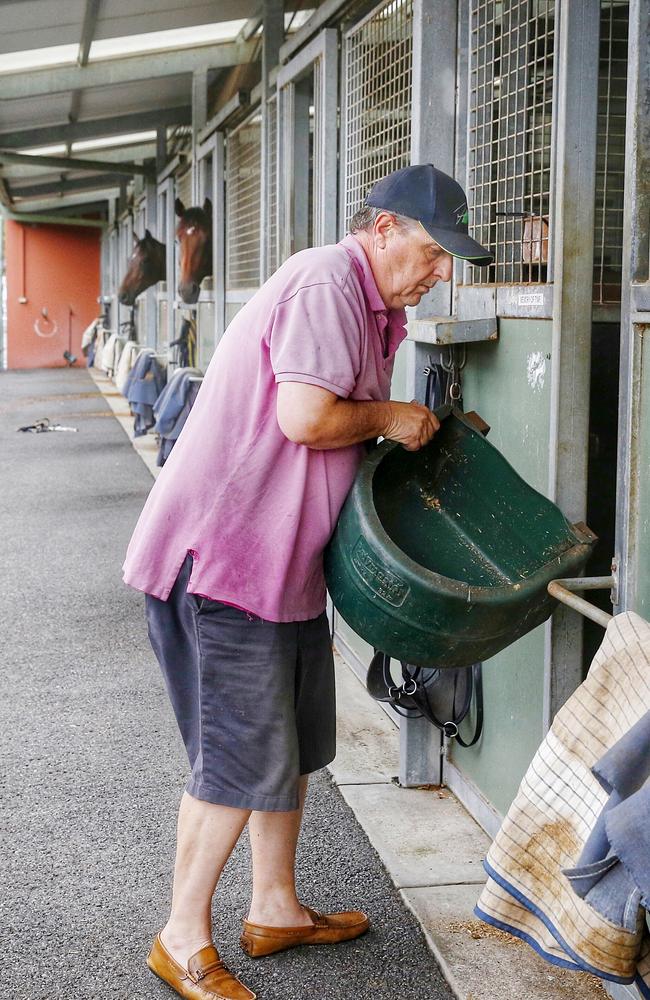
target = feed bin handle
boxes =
[547,575,615,627]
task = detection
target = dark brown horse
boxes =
[176,197,213,304]
[118,229,166,305]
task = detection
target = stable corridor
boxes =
[0,367,453,1000]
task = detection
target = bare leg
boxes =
[160,791,251,968]
[246,774,313,926]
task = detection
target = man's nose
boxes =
[435,253,454,283]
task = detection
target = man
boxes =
[123,163,492,1000]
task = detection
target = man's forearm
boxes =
[302,397,393,450]
[276,382,439,452]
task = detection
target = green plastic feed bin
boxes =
[324,406,597,668]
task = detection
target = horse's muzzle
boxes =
[178,281,200,304]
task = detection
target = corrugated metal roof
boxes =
[0,0,318,212]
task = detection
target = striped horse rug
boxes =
[476,611,650,997]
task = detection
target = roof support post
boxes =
[614,0,650,614]
[260,0,284,281]
[398,0,458,788]
[145,181,158,348]
[213,134,226,345]
[164,177,176,350]
[191,70,209,205]
[543,0,600,727]
[156,128,167,176]
[108,197,119,334]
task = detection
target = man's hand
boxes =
[382,400,440,451]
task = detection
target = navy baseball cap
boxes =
[365,163,493,266]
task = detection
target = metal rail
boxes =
[547,575,615,627]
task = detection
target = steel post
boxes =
[192,71,209,205]
[613,0,650,614]
[543,0,601,728]
[260,0,284,281]
[399,0,457,787]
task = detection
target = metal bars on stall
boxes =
[340,0,414,232]
[593,0,629,308]
[265,93,279,278]
[225,111,262,322]
[466,0,556,287]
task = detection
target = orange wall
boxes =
[5,220,100,369]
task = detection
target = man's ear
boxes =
[374,210,395,249]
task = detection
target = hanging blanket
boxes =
[476,611,650,997]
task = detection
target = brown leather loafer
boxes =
[147,934,256,999]
[239,905,370,957]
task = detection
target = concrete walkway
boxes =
[0,367,454,1000]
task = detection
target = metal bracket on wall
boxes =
[630,283,650,324]
[547,574,616,628]
[407,316,498,345]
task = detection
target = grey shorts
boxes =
[145,554,336,811]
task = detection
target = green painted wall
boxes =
[635,333,650,617]
[332,318,555,818]
[450,318,553,817]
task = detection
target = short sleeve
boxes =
[269,281,364,399]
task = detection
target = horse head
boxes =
[118,229,166,305]
[176,197,213,304]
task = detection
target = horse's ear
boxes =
[144,228,153,240]
[133,232,140,244]
[203,197,213,217]
[175,198,185,217]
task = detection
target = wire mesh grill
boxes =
[266,95,279,277]
[342,0,414,228]
[226,113,262,290]
[593,0,628,305]
[468,0,556,285]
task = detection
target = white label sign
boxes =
[518,292,545,307]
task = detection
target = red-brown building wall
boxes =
[5,220,100,369]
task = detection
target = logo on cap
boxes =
[454,203,469,227]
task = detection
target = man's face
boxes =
[374,216,454,309]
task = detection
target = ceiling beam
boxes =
[0,39,258,100]
[8,189,116,214]
[2,210,106,229]
[45,199,108,217]
[68,90,82,125]
[67,0,102,134]
[0,149,154,177]
[10,173,124,198]
[78,0,101,67]
[0,177,13,208]
[0,144,157,184]
[0,107,191,150]
[237,11,263,41]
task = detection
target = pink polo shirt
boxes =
[122,235,407,621]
